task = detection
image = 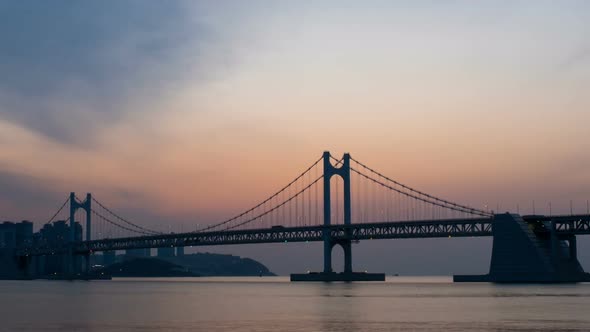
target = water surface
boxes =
[1,276,590,331]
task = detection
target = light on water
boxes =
[2,277,590,331]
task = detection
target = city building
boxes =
[0,221,34,279]
[0,221,33,249]
[34,220,83,276]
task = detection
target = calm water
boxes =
[1,276,590,331]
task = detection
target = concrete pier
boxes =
[291,272,385,282]
[455,213,590,283]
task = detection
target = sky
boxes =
[1,1,589,275]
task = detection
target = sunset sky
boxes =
[1,1,589,274]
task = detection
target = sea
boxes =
[1,276,590,331]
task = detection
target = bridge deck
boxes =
[17,215,590,256]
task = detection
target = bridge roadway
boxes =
[19,214,590,256]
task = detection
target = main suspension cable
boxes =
[44,196,70,225]
[350,157,491,216]
[90,197,162,235]
[224,175,323,231]
[90,209,154,236]
[196,155,323,232]
[351,167,490,217]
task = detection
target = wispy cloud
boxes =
[0,170,66,222]
[0,1,208,144]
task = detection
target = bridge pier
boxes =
[568,236,577,261]
[455,213,590,283]
[15,254,40,280]
[323,234,332,273]
[85,253,91,276]
[292,152,384,282]
[342,241,352,274]
[36,255,45,277]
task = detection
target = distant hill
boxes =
[104,258,198,277]
[163,253,275,276]
[101,253,275,277]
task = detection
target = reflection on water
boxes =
[1,276,590,331]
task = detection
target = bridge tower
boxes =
[68,192,92,276]
[291,152,385,281]
[322,151,352,273]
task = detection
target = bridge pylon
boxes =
[322,151,352,273]
[291,152,385,282]
[68,192,92,277]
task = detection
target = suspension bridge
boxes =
[13,152,590,282]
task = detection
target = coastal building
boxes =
[34,220,83,276]
[0,221,34,279]
[0,221,33,249]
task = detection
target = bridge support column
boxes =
[21,256,29,279]
[323,238,332,273]
[569,236,577,261]
[85,253,90,277]
[342,241,352,274]
[15,255,31,280]
[550,220,559,261]
[37,255,45,277]
[29,256,38,279]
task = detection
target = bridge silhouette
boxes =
[15,151,590,282]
